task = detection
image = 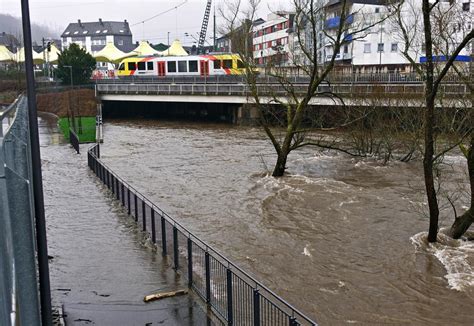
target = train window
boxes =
[237,60,245,68]
[147,62,154,70]
[137,62,146,70]
[223,59,232,69]
[213,60,221,69]
[189,60,198,72]
[118,63,124,70]
[168,61,176,72]
[178,61,187,72]
[128,62,136,71]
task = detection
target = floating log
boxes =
[143,289,188,303]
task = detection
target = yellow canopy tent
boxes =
[42,43,61,64]
[130,41,160,56]
[159,39,188,56]
[93,42,132,64]
[0,45,15,62]
[14,47,44,64]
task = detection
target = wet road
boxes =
[98,119,473,325]
[39,114,211,325]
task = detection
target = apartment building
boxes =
[252,12,295,66]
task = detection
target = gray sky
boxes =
[0,0,288,46]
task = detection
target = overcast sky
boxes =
[0,0,288,46]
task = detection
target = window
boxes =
[189,60,198,72]
[237,60,245,68]
[147,62,154,70]
[344,45,348,54]
[222,59,232,69]
[102,30,108,33]
[377,43,384,52]
[137,62,146,70]
[73,31,79,35]
[118,40,124,45]
[364,43,371,53]
[375,7,380,13]
[462,2,470,11]
[65,31,70,35]
[178,60,187,72]
[118,63,124,70]
[214,60,221,69]
[391,43,398,52]
[82,31,88,34]
[128,62,136,70]
[167,61,176,72]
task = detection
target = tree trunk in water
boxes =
[449,133,474,238]
[272,151,288,177]
[424,96,440,243]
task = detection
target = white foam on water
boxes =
[411,231,474,291]
[302,244,312,257]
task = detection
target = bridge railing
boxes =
[0,96,42,326]
[96,82,469,98]
[95,72,465,85]
[88,143,317,326]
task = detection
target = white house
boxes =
[61,19,134,55]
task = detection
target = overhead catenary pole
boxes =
[19,0,52,325]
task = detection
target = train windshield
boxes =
[118,63,124,70]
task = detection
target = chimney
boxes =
[99,18,103,26]
[78,19,82,27]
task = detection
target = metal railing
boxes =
[0,96,42,326]
[95,72,466,85]
[87,143,317,326]
[69,128,80,154]
[96,82,469,98]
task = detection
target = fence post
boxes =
[161,216,167,256]
[151,209,156,243]
[289,316,300,326]
[205,251,211,303]
[142,199,146,232]
[127,189,131,215]
[116,179,120,200]
[253,289,260,326]
[227,268,233,325]
[173,226,179,269]
[134,193,138,222]
[187,238,193,287]
[121,183,125,206]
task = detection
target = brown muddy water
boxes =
[98,119,474,325]
[72,118,474,325]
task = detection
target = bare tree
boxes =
[392,0,473,241]
[220,0,395,176]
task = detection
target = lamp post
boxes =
[63,65,76,133]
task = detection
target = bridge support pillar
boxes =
[236,104,259,126]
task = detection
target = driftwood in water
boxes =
[143,289,188,303]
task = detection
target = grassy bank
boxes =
[58,117,96,143]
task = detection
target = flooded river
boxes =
[98,119,473,325]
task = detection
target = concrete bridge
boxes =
[95,75,470,123]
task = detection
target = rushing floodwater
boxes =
[98,119,473,325]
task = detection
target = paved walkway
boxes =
[39,114,212,325]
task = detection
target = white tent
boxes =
[93,42,131,64]
[159,39,188,56]
[0,45,14,62]
[130,41,160,56]
[14,47,44,64]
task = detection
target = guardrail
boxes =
[69,128,80,154]
[87,143,317,326]
[96,82,469,98]
[0,96,42,325]
[95,72,466,85]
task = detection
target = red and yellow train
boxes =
[116,54,247,77]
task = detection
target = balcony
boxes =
[325,14,354,29]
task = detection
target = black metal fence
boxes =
[69,128,80,154]
[87,143,317,326]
